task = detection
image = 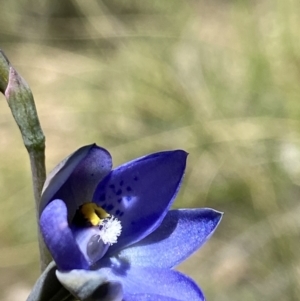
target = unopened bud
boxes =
[5,66,45,151]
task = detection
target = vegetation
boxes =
[0,1,299,300]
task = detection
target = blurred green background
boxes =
[1,1,300,300]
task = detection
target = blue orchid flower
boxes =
[39,144,222,301]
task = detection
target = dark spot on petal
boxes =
[126,196,132,202]
[102,204,107,210]
[91,173,94,177]
[126,186,132,192]
[98,193,106,202]
[119,180,124,186]
[117,198,122,204]
[131,221,136,225]
[109,184,115,190]
[116,189,122,196]
[134,176,138,181]
[115,209,120,216]
[107,204,114,211]
[120,212,124,217]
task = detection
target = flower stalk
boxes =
[0,49,51,271]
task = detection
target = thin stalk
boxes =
[0,49,52,271]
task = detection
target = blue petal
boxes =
[98,264,205,301]
[92,150,187,253]
[40,144,112,219]
[124,294,183,301]
[40,199,89,270]
[118,208,222,268]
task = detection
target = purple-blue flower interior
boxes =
[39,144,222,301]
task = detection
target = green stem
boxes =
[0,49,52,271]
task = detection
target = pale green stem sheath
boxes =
[0,49,52,271]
